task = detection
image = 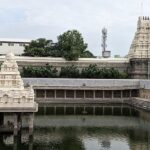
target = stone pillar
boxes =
[44,106,46,115]
[83,106,86,114]
[93,90,95,99]
[112,106,114,115]
[13,113,22,140]
[103,91,104,99]
[74,90,76,99]
[148,59,150,79]
[121,107,123,115]
[54,106,56,115]
[44,90,46,99]
[28,113,34,136]
[13,133,21,150]
[13,136,18,150]
[14,113,18,136]
[64,106,66,115]
[18,113,22,131]
[121,90,123,98]
[103,107,105,115]
[84,90,85,99]
[93,106,95,115]
[64,90,66,99]
[0,113,4,126]
[29,136,33,150]
[34,90,37,98]
[130,90,132,98]
[74,106,76,115]
[112,91,114,99]
[54,90,56,99]
[129,108,132,116]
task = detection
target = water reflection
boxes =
[0,109,150,150]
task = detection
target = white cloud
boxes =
[0,0,150,56]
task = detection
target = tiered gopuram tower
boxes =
[128,16,150,79]
[0,52,37,108]
[0,52,38,136]
[128,16,150,58]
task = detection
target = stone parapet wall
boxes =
[139,89,150,99]
[22,78,150,102]
[34,89,138,100]
[23,78,140,89]
[139,80,150,99]
[0,55,150,79]
[19,61,128,73]
[140,80,150,89]
[0,56,129,73]
[129,58,150,79]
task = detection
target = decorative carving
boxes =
[0,52,36,107]
[128,16,150,58]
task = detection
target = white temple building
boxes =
[128,16,150,58]
[0,52,38,111]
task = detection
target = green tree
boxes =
[81,64,100,78]
[57,30,94,60]
[21,64,128,79]
[80,50,95,58]
[21,65,58,78]
[80,64,128,79]
[23,38,55,57]
[23,31,95,60]
[59,65,80,78]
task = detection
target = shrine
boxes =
[0,52,38,136]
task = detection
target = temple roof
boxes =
[6,52,15,61]
[0,52,24,90]
[128,16,150,58]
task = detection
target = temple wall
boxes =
[0,56,129,73]
[23,78,140,88]
[22,78,140,103]
[129,58,150,79]
[139,89,150,99]
[0,56,150,79]
[34,89,139,100]
[139,80,150,99]
[16,58,150,79]
[17,60,129,73]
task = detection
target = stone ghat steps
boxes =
[35,98,129,104]
[128,98,150,112]
[36,98,150,112]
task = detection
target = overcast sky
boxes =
[0,0,150,57]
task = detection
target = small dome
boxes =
[6,52,15,60]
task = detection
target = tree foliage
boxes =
[23,38,54,57]
[81,64,100,78]
[57,30,93,60]
[23,30,95,60]
[21,65,58,78]
[81,64,128,79]
[21,64,128,79]
[60,65,80,78]
[80,51,95,58]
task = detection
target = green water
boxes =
[1,107,150,150]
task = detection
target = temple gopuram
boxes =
[0,52,38,136]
